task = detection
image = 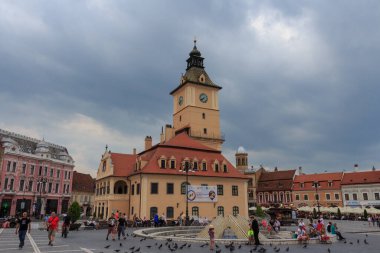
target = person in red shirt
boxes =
[316,219,324,236]
[46,212,60,246]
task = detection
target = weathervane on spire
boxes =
[193,36,197,48]
[105,144,108,151]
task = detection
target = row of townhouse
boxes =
[253,167,380,208]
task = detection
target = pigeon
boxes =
[120,243,123,247]
[216,250,222,253]
[303,244,307,248]
[285,247,289,252]
[133,234,137,238]
[129,247,135,250]
[216,244,219,248]
[349,242,353,245]
[275,248,280,253]
[187,244,191,248]
[357,239,360,244]
[114,250,120,253]
[328,248,331,253]
[238,245,242,249]
[366,234,368,237]
[230,246,235,252]
[270,243,273,247]
[158,244,163,249]
[201,243,209,248]
[135,247,140,252]
[105,245,111,249]
[343,241,347,244]
[146,245,152,248]
[364,239,369,244]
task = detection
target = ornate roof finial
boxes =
[193,36,197,48]
[105,144,108,151]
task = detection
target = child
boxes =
[208,225,215,250]
[247,228,254,245]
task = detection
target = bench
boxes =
[83,221,96,230]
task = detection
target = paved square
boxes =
[1,221,380,253]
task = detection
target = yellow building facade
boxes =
[93,41,248,221]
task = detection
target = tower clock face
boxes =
[178,96,184,105]
[199,93,208,103]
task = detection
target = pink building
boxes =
[0,129,74,217]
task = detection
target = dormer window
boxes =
[160,159,166,169]
[223,164,228,173]
[300,183,304,188]
[170,160,176,169]
[202,161,207,171]
[193,161,198,171]
[199,74,206,83]
[214,162,219,172]
[328,181,333,187]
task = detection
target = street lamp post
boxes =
[36,177,48,218]
[313,181,321,214]
[179,161,194,226]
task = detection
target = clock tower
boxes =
[169,40,224,150]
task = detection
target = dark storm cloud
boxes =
[1,0,380,174]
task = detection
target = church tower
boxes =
[235,146,248,173]
[170,40,224,150]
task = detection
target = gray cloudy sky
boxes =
[1,0,380,176]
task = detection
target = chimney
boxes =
[274,167,278,172]
[160,126,165,143]
[133,148,136,155]
[298,166,303,175]
[145,136,152,150]
[354,164,358,172]
[372,166,376,171]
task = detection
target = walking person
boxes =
[208,225,215,250]
[46,212,59,246]
[251,216,262,245]
[15,212,31,249]
[61,214,71,238]
[106,213,117,241]
[117,213,127,240]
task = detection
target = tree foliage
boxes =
[313,208,317,219]
[364,209,368,219]
[68,201,81,223]
[255,205,265,218]
[337,208,341,219]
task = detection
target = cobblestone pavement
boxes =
[0,222,380,253]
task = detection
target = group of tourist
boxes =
[367,215,380,227]
[296,217,345,243]
[105,211,128,241]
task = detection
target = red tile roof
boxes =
[110,153,137,177]
[257,169,296,192]
[72,171,95,192]
[133,132,248,179]
[341,170,380,185]
[293,172,343,191]
[163,132,218,152]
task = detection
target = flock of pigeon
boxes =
[98,233,371,253]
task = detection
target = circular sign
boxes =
[187,190,196,201]
[209,190,216,201]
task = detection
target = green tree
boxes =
[255,206,265,218]
[337,208,341,219]
[313,208,317,219]
[364,209,368,220]
[68,201,81,223]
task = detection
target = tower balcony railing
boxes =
[189,130,225,142]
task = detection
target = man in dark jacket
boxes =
[251,217,262,245]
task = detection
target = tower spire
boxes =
[186,38,204,70]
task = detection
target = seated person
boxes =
[319,227,330,243]
[297,225,309,242]
[307,224,318,238]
